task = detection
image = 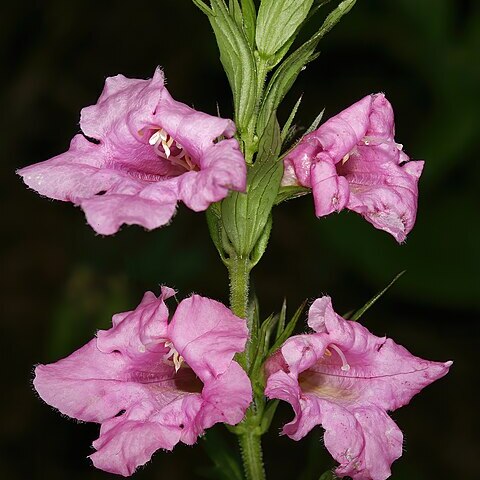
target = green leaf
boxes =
[206,205,234,266]
[270,299,307,354]
[257,42,318,134]
[201,428,243,480]
[304,108,325,135]
[350,270,406,321]
[276,298,287,340]
[281,95,303,143]
[256,112,282,164]
[275,185,311,205]
[250,213,273,267]
[250,313,278,378]
[257,0,357,133]
[241,0,257,47]
[256,0,315,57]
[229,0,243,26]
[208,0,257,135]
[191,0,213,16]
[260,399,279,434]
[221,115,283,257]
[247,294,261,366]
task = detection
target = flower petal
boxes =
[33,340,145,423]
[96,290,172,357]
[168,295,248,381]
[155,87,236,159]
[176,139,247,211]
[89,405,184,476]
[199,361,252,431]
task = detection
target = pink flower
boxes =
[265,296,451,480]
[34,288,252,476]
[282,94,424,242]
[18,68,246,235]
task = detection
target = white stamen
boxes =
[329,344,351,371]
[164,341,184,372]
[149,130,161,146]
[162,141,171,158]
[342,153,350,165]
[158,129,168,142]
[173,352,184,373]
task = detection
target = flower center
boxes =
[163,341,185,372]
[149,128,198,172]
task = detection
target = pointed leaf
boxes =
[208,0,257,135]
[351,270,406,321]
[247,294,261,365]
[304,108,325,135]
[276,298,287,340]
[191,0,213,16]
[257,0,357,133]
[250,313,278,376]
[229,0,243,27]
[260,399,280,434]
[256,0,314,57]
[281,95,303,143]
[269,299,307,354]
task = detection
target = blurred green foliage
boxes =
[1,0,478,479]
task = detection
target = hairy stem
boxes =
[229,255,250,320]
[238,428,265,480]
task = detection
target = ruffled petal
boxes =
[80,68,165,142]
[168,295,248,381]
[96,290,172,358]
[199,361,252,431]
[89,409,182,477]
[310,95,373,160]
[332,406,403,480]
[176,139,247,211]
[81,182,178,235]
[33,340,144,423]
[155,87,236,159]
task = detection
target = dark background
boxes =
[2,0,479,479]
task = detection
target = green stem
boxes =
[238,428,266,480]
[229,255,250,320]
[228,256,266,479]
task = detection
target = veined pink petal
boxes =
[282,93,424,242]
[18,68,246,234]
[34,289,252,476]
[265,295,452,480]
